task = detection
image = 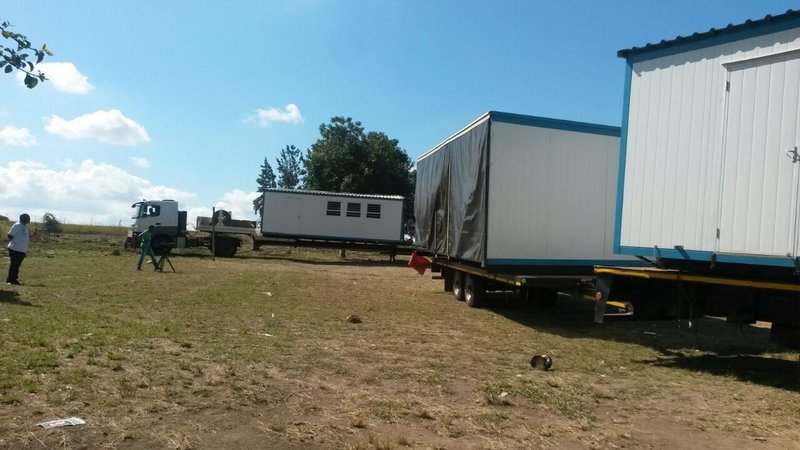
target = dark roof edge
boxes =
[489,111,621,137]
[264,188,404,200]
[619,10,800,61]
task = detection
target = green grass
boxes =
[0,218,128,237]
[0,228,799,449]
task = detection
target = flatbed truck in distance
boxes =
[128,200,256,257]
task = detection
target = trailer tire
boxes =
[452,271,465,301]
[212,237,238,258]
[151,235,173,256]
[464,274,485,308]
[534,287,558,309]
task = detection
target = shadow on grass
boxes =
[641,351,800,391]
[0,289,40,307]
[483,292,800,391]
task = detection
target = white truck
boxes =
[128,199,255,257]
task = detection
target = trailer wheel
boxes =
[534,287,558,309]
[212,236,238,258]
[151,235,173,256]
[464,274,485,308]
[452,271,465,301]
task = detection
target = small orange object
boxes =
[408,251,430,275]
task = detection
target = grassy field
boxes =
[0,230,799,449]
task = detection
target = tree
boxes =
[276,145,304,189]
[252,157,277,217]
[303,116,416,236]
[41,212,61,234]
[1,20,52,88]
[304,117,367,192]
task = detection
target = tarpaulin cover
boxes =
[415,118,489,264]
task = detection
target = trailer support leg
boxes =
[594,274,613,324]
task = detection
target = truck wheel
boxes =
[151,235,173,256]
[464,274,485,308]
[213,237,238,257]
[534,287,558,309]
[452,271,465,301]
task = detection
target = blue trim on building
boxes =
[486,258,645,267]
[262,231,403,244]
[620,11,800,63]
[617,245,798,268]
[489,111,621,137]
[614,61,633,255]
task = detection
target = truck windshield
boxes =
[132,203,144,219]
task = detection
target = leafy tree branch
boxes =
[1,20,52,88]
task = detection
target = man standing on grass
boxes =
[7,213,30,285]
[136,225,158,271]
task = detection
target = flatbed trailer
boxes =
[430,257,631,314]
[254,236,415,258]
[593,266,800,348]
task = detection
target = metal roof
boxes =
[417,111,619,162]
[619,9,800,59]
[264,188,403,201]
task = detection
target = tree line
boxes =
[253,116,416,235]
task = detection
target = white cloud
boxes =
[44,109,150,146]
[216,189,260,220]
[249,103,304,127]
[0,159,194,225]
[177,191,257,231]
[130,157,151,169]
[17,62,94,94]
[0,126,37,146]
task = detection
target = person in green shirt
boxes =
[136,225,158,271]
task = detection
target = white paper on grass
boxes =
[38,417,86,429]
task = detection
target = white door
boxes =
[718,51,800,257]
[282,197,303,234]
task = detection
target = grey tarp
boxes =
[414,118,488,264]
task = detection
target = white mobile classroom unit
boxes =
[261,189,404,243]
[592,11,800,348]
[415,111,631,271]
[616,10,800,270]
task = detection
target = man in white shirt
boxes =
[7,213,30,285]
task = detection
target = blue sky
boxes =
[1,1,797,226]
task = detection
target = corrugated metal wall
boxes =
[720,52,800,256]
[487,122,624,262]
[621,27,800,258]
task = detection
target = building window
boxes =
[326,201,341,216]
[366,204,381,219]
[346,202,361,217]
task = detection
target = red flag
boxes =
[408,251,429,275]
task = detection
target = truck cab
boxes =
[129,200,187,254]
